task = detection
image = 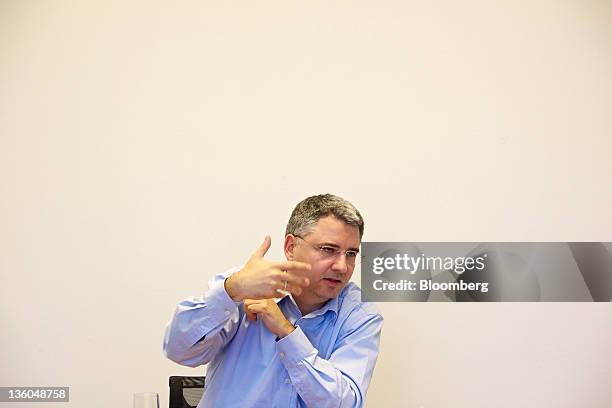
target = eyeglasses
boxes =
[294,235,360,266]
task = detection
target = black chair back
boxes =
[169,376,205,408]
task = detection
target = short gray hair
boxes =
[285,194,364,240]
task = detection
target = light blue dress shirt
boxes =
[163,267,383,408]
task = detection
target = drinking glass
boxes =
[133,392,159,408]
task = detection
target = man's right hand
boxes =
[224,235,311,301]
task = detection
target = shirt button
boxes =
[279,352,285,358]
[224,310,230,316]
[285,378,291,384]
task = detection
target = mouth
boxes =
[323,278,343,287]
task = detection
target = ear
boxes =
[284,234,297,260]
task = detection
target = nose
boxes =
[331,253,350,274]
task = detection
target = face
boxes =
[284,215,361,311]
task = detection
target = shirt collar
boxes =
[275,291,340,318]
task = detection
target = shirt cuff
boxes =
[275,326,317,367]
[208,277,242,311]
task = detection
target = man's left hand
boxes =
[244,299,295,339]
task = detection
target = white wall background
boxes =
[1,1,611,407]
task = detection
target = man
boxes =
[163,194,383,408]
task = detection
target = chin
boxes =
[316,287,341,299]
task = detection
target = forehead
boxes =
[306,215,361,246]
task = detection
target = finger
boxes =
[245,303,263,320]
[275,270,310,288]
[274,260,312,273]
[243,301,258,321]
[246,303,266,316]
[273,275,303,296]
[246,309,257,321]
[281,281,302,296]
[245,299,267,314]
[251,235,271,259]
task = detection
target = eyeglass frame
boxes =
[292,235,360,266]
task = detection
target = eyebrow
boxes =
[320,242,360,252]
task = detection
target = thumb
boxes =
[251,235,271,259]
[245,304,258,321]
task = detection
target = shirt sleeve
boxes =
[162,268,242,367]
[275,308,384,408]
